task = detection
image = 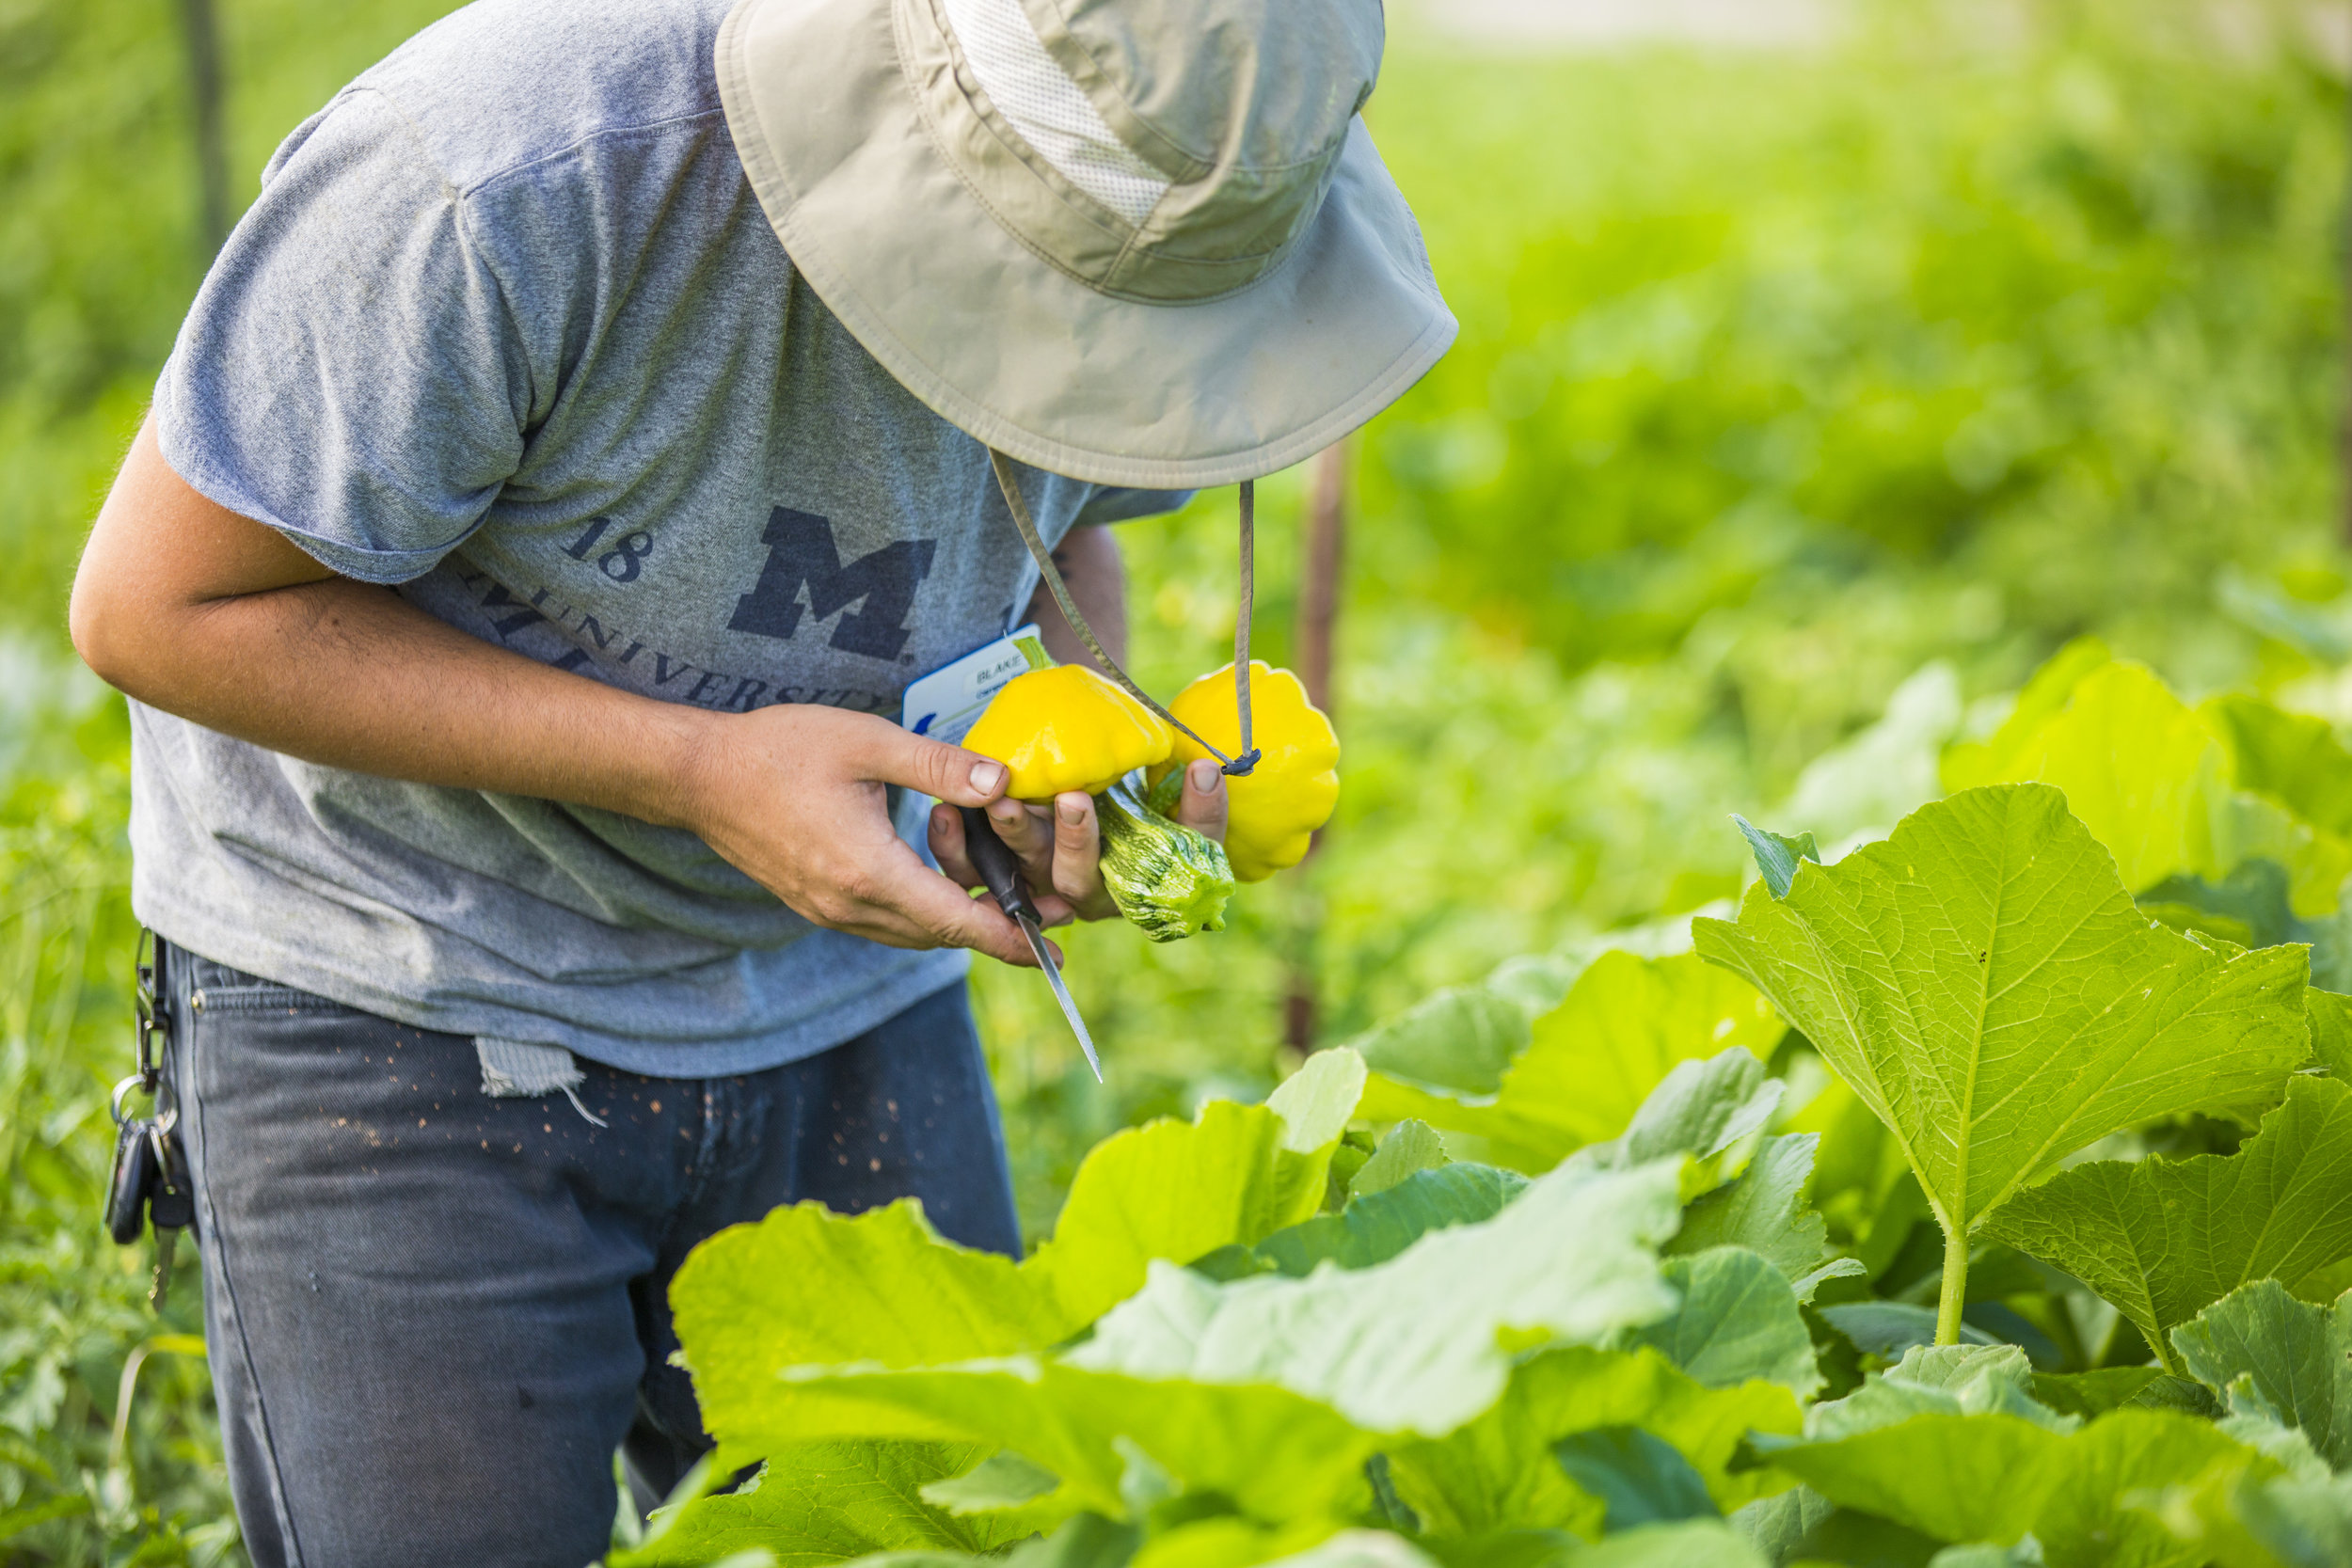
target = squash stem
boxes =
[1934,1224,1970,1346]
[1013,635,1054,672]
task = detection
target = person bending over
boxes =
[69,0,1453,1560]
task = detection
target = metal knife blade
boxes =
[1016,911,1101,1081]
[959,804,1103,1079]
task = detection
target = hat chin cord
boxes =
[989,450,1261,778]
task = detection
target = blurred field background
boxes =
[3,0,2348,1558]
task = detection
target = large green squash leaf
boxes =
[1666,1133,1861,1303]
[1718,1486,1834,1564]
[675,1054,1368,1464]
[1804,1345,2076,1441]
[2030,1409,2266,1568]
[1980,1075,2352,1372]
[1068,1161,1683,1436]
[1244,1164,1529,1277]
[1759,1412,2067,1545]
[1628,1248,1820,1398]
[919,1451,1062,1522]
[669,1202,1071,1451]
[1381,1345,1802,1539]
[1927,1545,2044,1568]
[2171,1282,2352,1469]
[1693,784,2312,1331]
[1126,1517,1366,1568]
[738,1359,1375,1526]
[695,1162,1684,1549]
[2141,1468,2352,1568]
[675,1510,1142,1568]
[1556,1523,1766,1567]
[1753,1329,2278,1560]
[1761,1405,2253,1560]
[1481,952,1784,1156]
[1027,1050,1365,1326]
[1359,954,1782,1172]
[1812,1300,1994,1364]
[1350,987,1532,1098]
[1942,656,2351,911]
[1733,820,1820,901]
[2030,1368,2218,1421]
[710,1517,1442,1568]
[2192,695,2352,949]
[2306,990,2352,1080]
[1940,637,2114,794]
[2145,860,2352,991]
[2208,695,2352,841]
[781,1523,1759,1568]
[2137,860,2352,990]
[1204,1530,1435,1568]
[1941,660,2228,892]
[612,1441,1027,1568]
[1549,1429,1718,1531]
[1349,1120,1450,1197]
[1561,1050,1780,1202]
[1768,1344,2294,1560]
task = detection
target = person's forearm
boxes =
[1026,523,1126,666]
[169,579,715,823]
[72,421,715,826]
[148,523,1132,817]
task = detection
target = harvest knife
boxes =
[959,805,1102,1081]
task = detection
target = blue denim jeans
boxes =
[161,945,1019,1568]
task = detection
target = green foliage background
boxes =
[0,0,2345,1560]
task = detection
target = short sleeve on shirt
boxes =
[154,90,534,584]
[1077,486,1196,525]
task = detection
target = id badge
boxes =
[898,625,1041,746]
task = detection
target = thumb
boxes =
[861,726,1011,807]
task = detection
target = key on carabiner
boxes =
[146,1116,196,1311]
[149,1227,180,1312]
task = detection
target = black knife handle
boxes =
[960,805,1041,927]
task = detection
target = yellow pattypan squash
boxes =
[963,662,1173,800]
[1152,660,1338,881]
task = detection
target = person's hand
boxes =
[929,759,1229,929]
[677,704,1049,967]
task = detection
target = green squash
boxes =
[1095,769,1234,942]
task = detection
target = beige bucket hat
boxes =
[714,0,1458,487]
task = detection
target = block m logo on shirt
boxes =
[728,505,937,660]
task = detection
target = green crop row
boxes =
[1,0,2347,1561]
[619,641,2352,1568]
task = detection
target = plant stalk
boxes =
[1282,440,1347,1053]
[179,0,230,256]
[1296,440,1347,728]
[1934,1223,1970,1345]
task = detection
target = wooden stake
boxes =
[180,0,230,256]
[2343,71,2352,545]
[1283,441,1348,1052]
[1297,441,1348,721]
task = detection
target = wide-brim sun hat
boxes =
[714,0,1459,487]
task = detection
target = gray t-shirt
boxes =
[136,0,1184,1075]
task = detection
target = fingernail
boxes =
[970,761,1005,794]
[1058,797,1086,826]
[1190,759,1220,792]
[990,798,1023,822]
